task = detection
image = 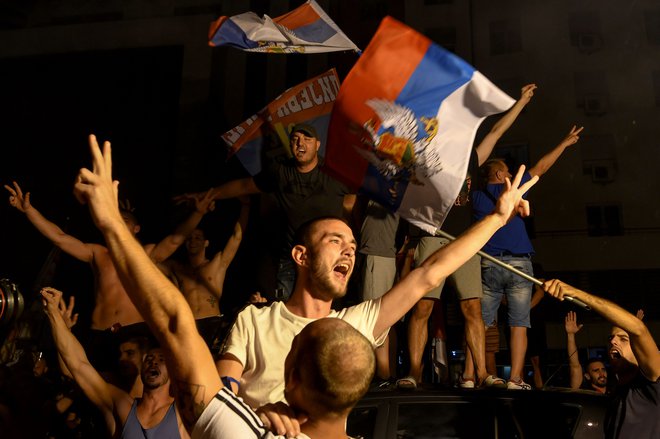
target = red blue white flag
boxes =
[325,17,515,234]
[223,69,340,175]
[208,0,359,54]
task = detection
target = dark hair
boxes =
[586,357,606,368]
[292,216,348,247]
[480,158,506,186]
[118,335,151,354]
[119,209,140,226]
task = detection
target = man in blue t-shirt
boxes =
[472,125,583,389]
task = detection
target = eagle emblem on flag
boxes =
[357,99,444,185]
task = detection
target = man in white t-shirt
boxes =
[217,171,539,411]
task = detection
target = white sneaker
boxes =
[506,379,532,390]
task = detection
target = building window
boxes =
[644,10,660,45]
[573,71,609,116]
[489,19,522,55]
[653,71,660,107]
[586,205,623,237]
[568,11,603,52]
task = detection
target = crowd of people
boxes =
[0,83,658,438]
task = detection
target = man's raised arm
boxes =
[146,190,216,264]
[373,166,539,338]
[73,135,223,430]
[528,125,583,177]
[41,287,130,436]
[174,177,261,205]
[565,311,585,390]
[544,280,660,382]
[5,181,97,262]
[217,198,250,267]
[475,84,537,166]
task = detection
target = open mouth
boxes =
[609,349,621,359]
[333,262,350,279]
[145,368,160,379]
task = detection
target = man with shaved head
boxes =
[199,318,376,438]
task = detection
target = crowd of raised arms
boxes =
[0,85,658,439]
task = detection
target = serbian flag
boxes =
[208,0,359,54]
[223,69,340,175]
[325,17,515,234]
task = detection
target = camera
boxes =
[0,278,24,327]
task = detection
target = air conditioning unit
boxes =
[577,32,603,53]
[590,159,616,183]
[583,93,608,116]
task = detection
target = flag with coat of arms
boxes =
[208,0,359,54]
[325,16,515,234]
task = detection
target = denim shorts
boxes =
[480,256,533,328]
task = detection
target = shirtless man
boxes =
[160,199,249,347]
[5,181,214,330]
[42,287,189,439]
[5,181,214,369]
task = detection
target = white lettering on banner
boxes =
[245,115,258,126]
[277,105,290,118]
[319,76,336,102]
[287,95,302,113]
[298,88,313,110]
[308,83,324,105]
[223,124,246,146]
[328,75,340,95]
[274,73,337,117]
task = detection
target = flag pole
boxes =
[434,229,591,311]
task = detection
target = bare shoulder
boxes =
[90,244,113,264]
[112,386,135,424]
[142,242,156,255]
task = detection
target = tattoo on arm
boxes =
[174,380,208,429]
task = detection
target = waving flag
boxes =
[208,0,359,54]
[223,69,340,175]
[325,16,515,234]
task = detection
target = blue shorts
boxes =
[480,256,533,328]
